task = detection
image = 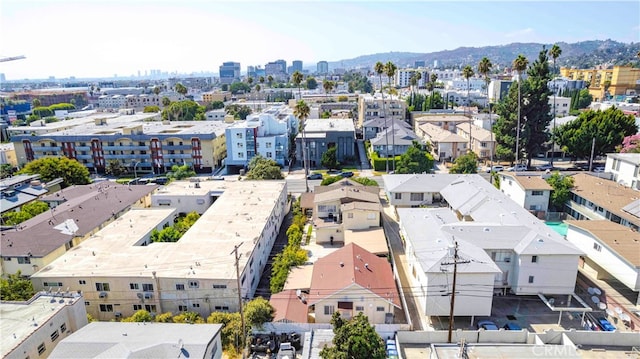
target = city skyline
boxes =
[1,0,638,80]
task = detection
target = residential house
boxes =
[455,123,496,159]
[296,118,355,169]
[382,174,452,207]
[369,125,422,159]
[0,174,50,215]
[48,322,223,359]
[416,123,466,161]
[1,292,88,359]
[566,173,640,231]
[565,220,640,306]
[308,243,401,324]
[604,153,640,189]
[0,183,157,276]
[356,94,406,129]
[413,114,471,133]
[30,180,287,320]
[362,117,412,142]
[498,173,552,216]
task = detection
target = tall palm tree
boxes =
[294,100,310,192]
[426,73,437,110]
[255,84,261,111]
[549,44,562,166]
[384,61,397,171]
[292,71,304,100]
[478,57,493,170]
[374,62,389,172]
[513,54,529,166]
[323,80,334,102]
[267,75,274,89]
[462,65,475,153]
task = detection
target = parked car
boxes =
[592,166,605,173]
[486,165,504,173]
[307,173,323,180]
[210,175,224,181]
[597,317,616,331]
[476,320,499,330]
[338,171,354,178]
[536,164,554,171]
[507,165,528,172]
[503,322,522,330]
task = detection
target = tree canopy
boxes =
[230,82,251,95]
[306,77,318,90]
[161,100,206,121]
[342,71,373,93]
[167,164,196,180]
[19,157,90,187]
[206,101,225,110]
[319,312,386,359]
[321,146,339,170]
[448,151,479,174]
[243,297,274,329]
[545,172,574,211]
[1,271,35,301]
[2,200,49,225]
[555,107,638,159]
[246,155,283,180]
[143,105,160,113]
[105,159,128,177]
[226,104,252,120]
[394,141,434,174]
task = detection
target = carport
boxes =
[538,293,593,326]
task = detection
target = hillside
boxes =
[328,40,640,71]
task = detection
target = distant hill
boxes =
[328,40,640,71]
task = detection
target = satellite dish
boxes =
[591,296,600,304]
[598,302,607,310]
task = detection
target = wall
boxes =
[512,254,579,295]
[152,190,214,215]
[316,225,343,244]
[605,156,640,189]
[342,208,379,230]
[387,191,434,207]
[311,284,397,324]
[500,176,527,207]
[523,189,550,213]
[423,272,495,316]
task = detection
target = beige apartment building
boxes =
[357,94,406,128]
[560,66,640,101]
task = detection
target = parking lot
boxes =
[428,295,589,333]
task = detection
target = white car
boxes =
[507,165,527,172]
[486,165,504,173]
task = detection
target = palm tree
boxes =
[292,71,304,100]
[174,83,187,96]
[478,57,493,170]
[293,100,310,192]
[549,44,562,166]
[323,80,335,102]
[267,75,274,89]
[255,84,261,111]
[426,73,438,110]
[162,96,171,107]
[462,65,475,153]
[384,61,397,171]
[513,54,529,166]
[374,62,389,172]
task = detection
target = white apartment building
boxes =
[31,179,288,320]
[1,292,88,359]
[605,153,640,189]
[431,69,461,81]
[356,93,406,128]
[445,78,485,91]
[98,93,185,110]
[395,68,429,88]
[498,173,552,215]
[549,96,571,117]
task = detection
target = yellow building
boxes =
[560,66,640,101]
[202,91,232,103]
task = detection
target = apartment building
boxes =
[369,125,422,158]
[98,93,185,110]
[202,91,232,103]
[219,62,240,84]
[560,66,640,101]
[455,123,496,159]
[11,112,229,174]
[316,61,329,74]
[225,105,297,172]
[604,153,640,189]
[31,179,288,320]
[498,173,552,216]
[297,118,356,169]
[395,68,429,88]
[357,94,406,128]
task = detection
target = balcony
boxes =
[102,145,148,151]
[35,146,60,151]
[103,154,140,160]
[164,145,192,150]
[163,153,192,159]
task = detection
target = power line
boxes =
[440,241,470,344]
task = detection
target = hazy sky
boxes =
[1,0,638,80]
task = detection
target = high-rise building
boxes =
[247,65,256,78]
[291,60,303,74]
[265,60,287,81]
[414,60,426,68]
[317,61,329,74]
[219,61,240,84]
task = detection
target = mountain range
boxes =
[327,40,640,71]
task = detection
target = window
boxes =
[84,301,90,306]
[528,276,534,284]
[531,190,543,196]
[376,306,385,312]
[60,323,66,333]
[347,213,354,219]
[129,283,139,290]
[142,283,154,291]
[145,304,157,312]
[593,242,602,252]
[50,330,59,342]
[356,306,364,312]
[78,280,86,285]
[266,152,272,158]
[324,305,335,315]
[176,283,185,291]
[237,152,244,158]
[394,193,402,200]
[193,303,200,308]
[178,305,188,312]
[317,205,337,213]
[43,282,62,287]
[266,142,272,148]
[410,193,424,201]
[214,306,229,311]
[99,304,114,312]
[531,256,538,263]
[188,281,199,288]
[213,284,227,289]
[95,283,110,291]
[133,304,143,311]
[37,343,46,355]
[236,133,243,139]
[17,257,31,264]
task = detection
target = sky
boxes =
[1,0,639,80]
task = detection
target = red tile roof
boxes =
[270,289,309,323]
[308,243,401,308]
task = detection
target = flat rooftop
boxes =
[1,293,83,357]
[33,179,286,280]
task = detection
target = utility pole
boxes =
[231,243,246,358]
[588,137,596,172]
[441,241,470,343]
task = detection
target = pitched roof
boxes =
[341,201,381,212]
[455,123,493,141]
[283,265,314,291]
[308,243,401,308]
[565,220,640,267]
[418,123,466,143]
[1,183,158,257]
[383,173,456,193]
[570,173,640,226]
[344,228,388,256]
[314,178,378,195]
[270,289,309,323]
[314,186,379,204]
[500,173,553,191]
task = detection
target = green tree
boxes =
[395,141,434,174]
[321,146,339,169]
[0,163,13,179]
[154,312,174,323]
[0,271,35,301]
[306,77,318,90]
[143,105,160,113]
[555,107,638,159]
[167,164,196,180]
[206,101,225,110]
[226,104,252,120]
[385,61,398,170]
[153,86,161,95]
[267,75,274,88]
[243,297,275,329]
[545,172,574,211]
[32,98,41,108]
[294,100,311,191]
[122,310,153,322]
[221,84,229,91]
[320,175,342,186]
[549,44,562,166]
[323,80,335,101]
[173,311,205,324]
[577,88,593,109]
[174,83,188,96]
[161,96,171,107]
[448,151,479,174]
[230,82,251,95]
[351,177,378,186]
[161,100,206,121]
[246,155,283,180]
[2,200,49,225]
[207,312,244,349]
[105,159,127,177]
[19,157,90,187]
[319,312,386,359]
[342,71,373,93]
